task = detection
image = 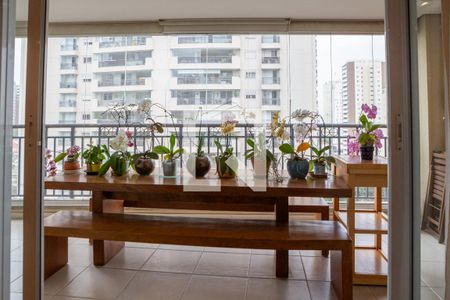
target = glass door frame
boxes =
[0,0,16,298]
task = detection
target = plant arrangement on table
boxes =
[98,130,134,176]
[245,132,276,178]
[54,145,81,173]
[309,145,335,177]
[347,104,383,160]
[154,133,184,177]
[82,144,108,175]
[186,135,211,177]
[45,148,57,176]
[214,120,239,178]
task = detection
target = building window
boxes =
[245,72,256,79]
[59,112,76,124]
[83,57,92,64]
[82,114,91,120]
[246,94,256,99]
[83,78,92,82]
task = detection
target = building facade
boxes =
[44,35,318,126]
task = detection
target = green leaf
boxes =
[279,143,295,154]
[310,146,320,156]
[214,140,223,154]
[98,159,111,176]
[154,145,170,154]
[53,152,67,163]
[169,134,176,152]
[368,124,381,132]
[146,151,159,159]
[359,114,369,127]
[246,138,255,148]
[245,151,254,160]
[266,150,276,163]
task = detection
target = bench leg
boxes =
[276,250,289,277]
[321,208,330,257]
[44,236,68,280]
[92,193,125,266]
[330,246,353,300]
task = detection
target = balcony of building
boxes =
[171,49,241,69]
[171,35,241,49]
[92,36,153,53]
[92,51,153,72]
[92,71,152,92]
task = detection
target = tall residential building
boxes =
[341,60,387,124]
[45,35,317,126]
[320,81,342,123]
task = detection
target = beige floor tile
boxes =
[141,249,201,273]
[301,256,330,281]
[68,238,89,245]
[249,254,276,278]
[68,244,92,267]
[10,261,22,283]
[251,249,275,255]
[10,239,22,252]
[117,271,190,300]
[300,250,323,257]
[126,242,159,249]
[49,296,90,300]
[10,276,22,293]
[432,287,444,299]
[195,252,250,277]
[308,281,337,300]
[103,247,155,270]
[204,246,251,254]
[289,255,306,280]
[44,265,87,295]
[11,220,23,240]
[421,286,442,300]
[10,247,22,262]
[370,286,387,300]
[422,261,445,288]
[181,275,247,300]
[246,278,310,300]
[158,244,205,251]
[56,266,136,300]
[10,293,22,300]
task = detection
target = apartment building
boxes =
[340,60,387,124]
[45,35,318,126]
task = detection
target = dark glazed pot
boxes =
[286,159,309,179]
[313,163,326,176]
[360,146,374,160]
[187,155,211,177]
[134,157,155,176]
[216,155,238,178]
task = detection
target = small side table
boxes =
[332,155,388,285]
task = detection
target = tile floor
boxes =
[10,220,446,299]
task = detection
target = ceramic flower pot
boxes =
[187,155,211,178]
[286,158,309,179]
[360,146,374,160]
[216,155,238,178]
[162,159,177,177]
[86,162,102,175]
[111,158,129,176]
[134,157,155,176]
[64,160,80,171]
[251,156,271,178]
[313,162,327,176]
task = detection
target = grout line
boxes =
[299,253,314,300]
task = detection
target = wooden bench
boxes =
[289,197,330,256]
[44,211,352,300]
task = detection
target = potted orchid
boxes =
[154,133,184,177]
[279,141,311,179]
[186,136,211,177]
[348,104,383,160]
[98,130,134,176]
[54,145,81,172]
[82,144,108,175]
[245,133,276,178]
[214,120,239,178]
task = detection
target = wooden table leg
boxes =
[92,191,125,266]
[347,189,355,274]
[375,187,383,251]
[275,197,289,278]
[321,207,330,257]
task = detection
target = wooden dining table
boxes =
[45,171,353,278]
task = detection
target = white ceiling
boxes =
[16,0,386,22]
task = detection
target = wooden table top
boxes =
[45,171,352,198]
[334,155,388,173]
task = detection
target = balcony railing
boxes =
[60,44,78,51]
[262,57,280,64]
[262,98,280,105]
[262,77,280,84]
[11,123,388,204]
[177,56,233,64]
[60,63,78,70]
